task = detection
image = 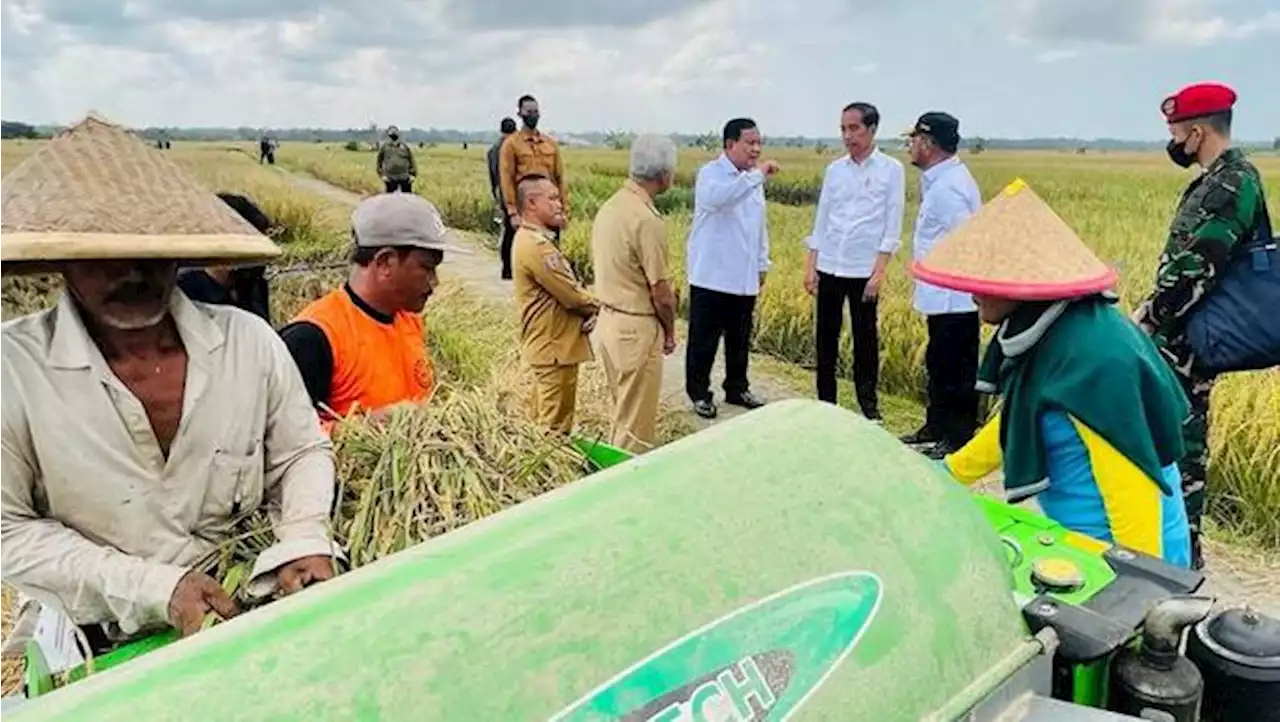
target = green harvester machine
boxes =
[5,400,1278,721]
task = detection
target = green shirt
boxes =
[979,295,1190,494]
[377,140,417,181]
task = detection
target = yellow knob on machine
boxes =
[1030,557,1085,593]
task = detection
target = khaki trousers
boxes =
[596,310,664,452]
[529,364,580,435]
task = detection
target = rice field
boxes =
[272,140,1280,547]
[1,135,1278,697]
[1,137,1277,548]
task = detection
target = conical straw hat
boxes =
[911,178,1116,300]
[2,114,282,275]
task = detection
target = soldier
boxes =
[590,134,680,452]
[377,125,417,194]
[499,95,569,239]
[1132,81,1266,569]
[512,174,600,434]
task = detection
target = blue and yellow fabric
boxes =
[942,294,1194,569]
[946,410,1191,568]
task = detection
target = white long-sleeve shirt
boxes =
[805,149,906,278]
[1,290,339,636]
[912,155,983,315]
[686,154,770,296]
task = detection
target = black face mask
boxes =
[1166,137,1194,168]
[522,114,539,130]
[389,133,399,141]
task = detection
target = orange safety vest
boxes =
[292,288,435,433]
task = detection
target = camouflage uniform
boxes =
[1134,147,1264,561]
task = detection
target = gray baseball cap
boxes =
[351,193,469,254]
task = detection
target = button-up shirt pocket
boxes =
[201,440,266,533]
[534,141,557,161]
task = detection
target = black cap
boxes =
[909,112,961,151]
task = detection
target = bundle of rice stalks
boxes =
[2,584,23,696]
[203,362,598,583]
[329,369,591,568]
[0,274,62,321]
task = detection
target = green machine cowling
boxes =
[9,399,1041,721]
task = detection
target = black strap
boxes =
[1258,192,1274,246]
[1252,173,1273,247]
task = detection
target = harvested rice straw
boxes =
[330,367,592,568]
[209,363,599,576]
[2,584,23,696]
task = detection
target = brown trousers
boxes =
[596,311,664,452]
[529,364,580,435]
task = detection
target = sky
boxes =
[2,0,1278,141]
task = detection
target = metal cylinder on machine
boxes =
[1186,606,1280,722]
[1110,596,1214,722]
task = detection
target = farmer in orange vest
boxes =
[281,193,465,431]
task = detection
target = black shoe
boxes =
[862,408,883,424]
[724,391,765,409]
[692,398,718,419]
[900,425,940,446]
[922,440,962,460]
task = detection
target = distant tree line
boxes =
[1,121,40,139]
[2,118,1275,151]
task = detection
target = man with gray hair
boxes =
[589,134,680,451]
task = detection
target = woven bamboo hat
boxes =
[911,178,1116,300]
[1,114,282,276]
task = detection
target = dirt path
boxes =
[276,169,1278,617]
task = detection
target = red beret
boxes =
[1161,82,1237,123]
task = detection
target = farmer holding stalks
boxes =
[281,193,466,433]
[0,116,341,668]
[923,179,1193,569]
[513,173,600,435]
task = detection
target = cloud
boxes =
[1004,0,1155,44]
[1,0,1275,140]
[1002,0,1280,47]
[442,0,716,30]
[1034,49,1079,63]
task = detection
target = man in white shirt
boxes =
[2,116,339,669]
[684,117,780,419]
[900,112,985,459]
[804,102,905,421]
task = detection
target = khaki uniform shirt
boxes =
[1,290,338,636]
[590,180,670,315]
[499,129,569,216]
[513,223,599,366]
